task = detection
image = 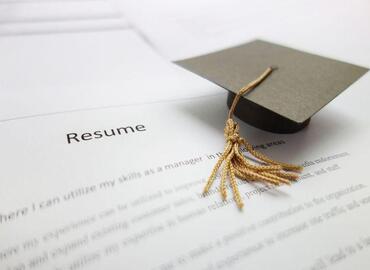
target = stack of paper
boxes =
[0,2,370,270]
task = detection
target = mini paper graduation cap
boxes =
[176,40,368,133]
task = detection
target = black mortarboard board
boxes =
[176,40,368,133]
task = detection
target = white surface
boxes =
[0,0,119,23]
[0,0,128,35]
[114,0,370,66]
[1,1,370,269]
[0,18,128,35]
[0,29,219,121]
[1,84,370,269]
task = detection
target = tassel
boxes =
[202,67,303,209]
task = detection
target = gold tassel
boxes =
[203,67,303,209]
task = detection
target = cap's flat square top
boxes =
[177,40,368,123]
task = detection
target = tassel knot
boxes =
[225,119,241,143]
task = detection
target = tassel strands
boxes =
[202,67,303,209]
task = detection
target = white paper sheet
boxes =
[0,69,370,269]
[0,29,219,122]
[0,0,119,23]
[0,0,128,35]
[0,18,128,36]
[113,0,370,65]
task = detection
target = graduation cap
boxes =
[176,40,368,133]
[176,41,368,209]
